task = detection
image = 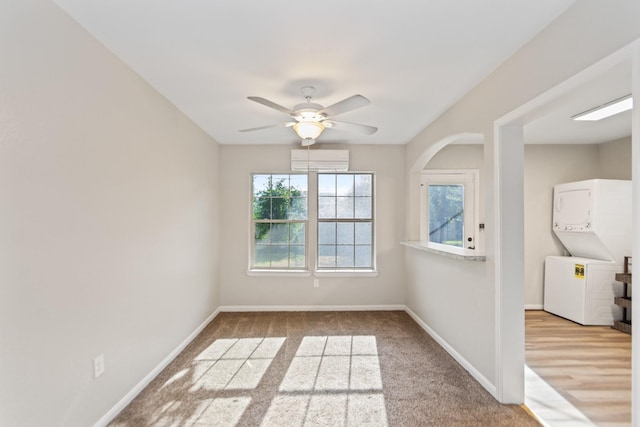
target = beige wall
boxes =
[219,144,406,308]
[0,1,221,426]
[599,136,632,179]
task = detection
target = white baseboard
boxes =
[93,308,221,427]
[219,304,406,312]
[404,306,497,398]
[525,305,544,310]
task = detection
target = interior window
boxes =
[421,170,477,250]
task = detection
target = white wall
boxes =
[404,1,640,394]
[219,144,405,308]
[0,2,221,426]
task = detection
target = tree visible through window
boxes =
[420,170,477,251]
[428,184,464,247]
[252,174,307,269]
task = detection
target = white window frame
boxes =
[420,169,479,251]
[249,173,309,271]
[316,172,376,271]
[248,171,377,276]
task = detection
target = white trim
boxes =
[93,308,221,427]
[525,305,544,311]
[219,304,405,312]
[631,40,640,427]
[404,306,496,397]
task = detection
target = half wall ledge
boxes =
[401,241,486,261]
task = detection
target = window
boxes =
[420,170,478,250]
[251,174,308,269]
[318,173,374,269]
[250,172,375,272]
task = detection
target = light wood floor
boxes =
[525,310,631,427]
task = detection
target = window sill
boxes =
[314,270,379,278]
[246,269,379,278]
[247,270,313,277]
[401,241,486,261]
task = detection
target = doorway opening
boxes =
[494,41,638,425]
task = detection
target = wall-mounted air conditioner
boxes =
[291,149,349,172]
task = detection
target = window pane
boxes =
[271,223,289,244]
[318,174,336,196]
[253,198,271,219]
[271,246,289,268]
[318,245,336,268]
[355,223,371,245]
[336,197,354,218]
[318,222,336,244]
[289,245,305,268]
[337,222,354,245]
[255,223,270,243]
[253,175,271,196]
[355,245,372,267]
[429,184,464,247]
[272,175,289,189]
[337,245,354,267]
[289,197,307,219]
[355,175,372,196]
[290,223,305,244]
[337,174,354,196]
[354,197,372,219]
[318,197,336,218]
[270,197,288,220]
[254,246,270,267]
[290,175,308,194]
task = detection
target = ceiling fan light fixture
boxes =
[293,121,325,140]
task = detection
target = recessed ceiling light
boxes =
[572,94,633,121]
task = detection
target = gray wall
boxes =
[0,1,221,426]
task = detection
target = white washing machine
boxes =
[544,256,623,325]
[543,179,631,325]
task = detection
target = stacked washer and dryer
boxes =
[543,179,632,325]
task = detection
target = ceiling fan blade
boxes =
[325,120,378,135]
[239,122,295,132]
[317,94,370,117]
[247,96,294,116]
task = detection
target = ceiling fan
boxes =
[240,86,378,146]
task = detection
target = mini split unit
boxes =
[290,149,349,172]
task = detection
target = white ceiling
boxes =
[53,0,585,146]
[524,60,632,145]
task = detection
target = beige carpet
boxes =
[109,311,538,426]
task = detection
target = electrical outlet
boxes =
[94,354,105,379]
[313,279,319,288]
